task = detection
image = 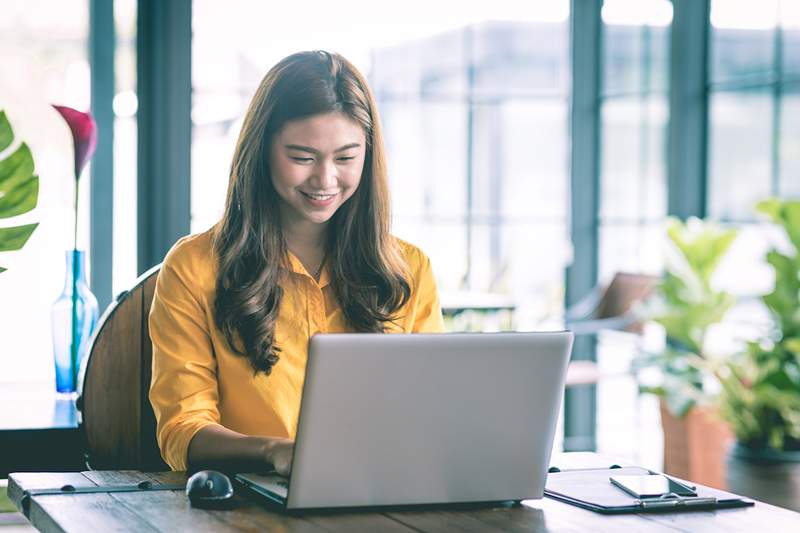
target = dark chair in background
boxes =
[77,265,166,471]
[566,272,658,336]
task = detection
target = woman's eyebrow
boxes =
[284,143,361,154]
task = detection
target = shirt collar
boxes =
[286,250,330,288]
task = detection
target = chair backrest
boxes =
[594,272,658,332]
[77,264,166,471]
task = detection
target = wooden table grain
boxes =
[8,454,800,532]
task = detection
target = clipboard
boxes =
[544,465,754,514]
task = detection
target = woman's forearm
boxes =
[186,424,291,473]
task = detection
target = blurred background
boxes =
[1,0,798,485]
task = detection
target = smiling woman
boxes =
[148,51,445,474]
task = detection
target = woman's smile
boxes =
[299,189,339,207]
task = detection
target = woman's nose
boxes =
[312,159,338,189]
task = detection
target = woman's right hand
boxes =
[263,437,295,476]
[187,425,296,475]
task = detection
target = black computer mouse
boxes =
[186,470,235,509]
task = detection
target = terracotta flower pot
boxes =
[726,442,800,511]
[659,400,734,489]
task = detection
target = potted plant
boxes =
[717,198,800,511]
[633,217,737,488]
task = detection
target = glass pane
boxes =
[779,93,800,196]
[708,91,773,220]
[711,0,778,84]
[602,0,673,95]
[782,0,800,77]
[113,0,138,296]
[604,25,643,95]
[0,0,89,383]
[598,223,664,284]
[597,334,662,469]
[468,222,568,328]
[647,25,671,93]
[472,21,569,96]
[190,116,237,233]
[471,98,568,220]
[392,219,467,294]
[371,33,468,97]
[600,96,668,223]
[380,100,468,220]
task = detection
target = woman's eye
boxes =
[337,156,356,162]
[291,157,313,163]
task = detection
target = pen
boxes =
[639,497,717,509]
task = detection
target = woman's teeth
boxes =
[303,192,336,200]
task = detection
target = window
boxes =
[599,0,671,281]
[707,0,799,297]
[708,0,781,222]
[0,0,137,384]
[596,0,673,469]
[112,0,139,297]
[705,0,798,359]
[0,0,90,384]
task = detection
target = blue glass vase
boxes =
[51,250,99,394]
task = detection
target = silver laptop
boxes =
[236,331,573,510]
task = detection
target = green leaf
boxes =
[0,111,13,153]
[785,338,800,355]
[0,222,38,252]
[763,250,800,335]
[0,175,38,218]
[755,198,782,223]
[638,385,666,397]
[0,143,35,199]
[0,110,39,272]
[757,198,800,256]
[665,217,738,286]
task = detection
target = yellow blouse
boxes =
[148,229,445,470]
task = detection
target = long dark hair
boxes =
[213,50,411,375]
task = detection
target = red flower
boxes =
[52,105,97,180]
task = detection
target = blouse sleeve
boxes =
[148,246,221,471]
[408,247,446,333]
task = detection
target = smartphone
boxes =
[609,474,696,499]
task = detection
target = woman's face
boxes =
[269,111,367,228]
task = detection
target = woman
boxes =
[149,51,445,475]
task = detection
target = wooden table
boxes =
[8,454,800,532]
